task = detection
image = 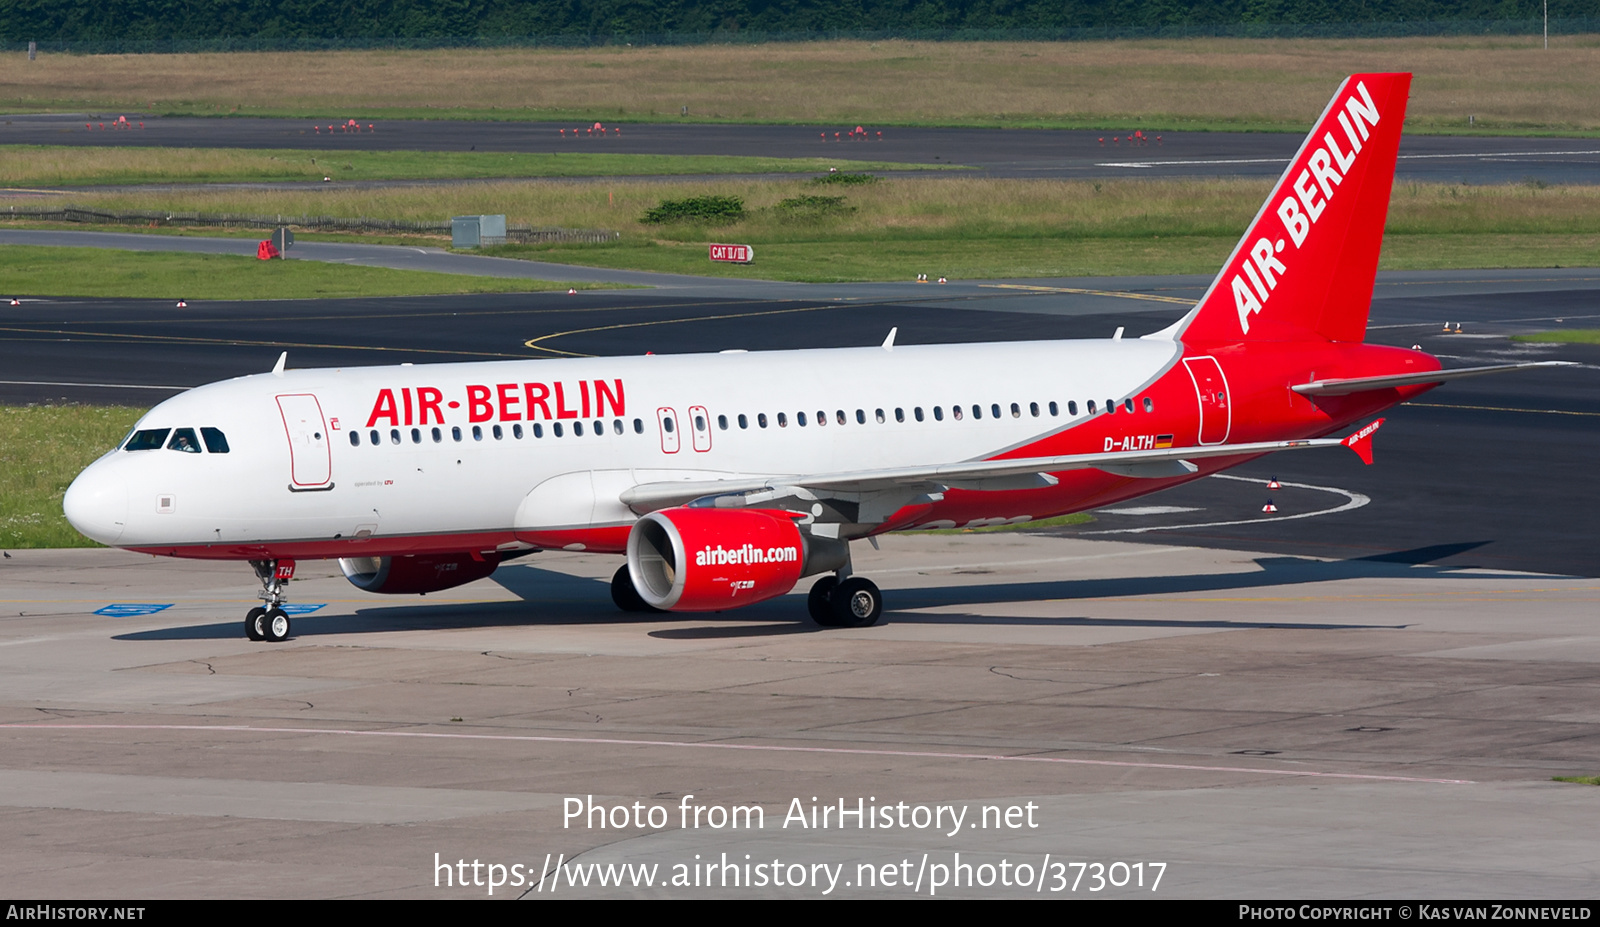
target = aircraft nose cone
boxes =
[63,464,127,544]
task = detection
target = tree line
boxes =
[3,0,1591,44]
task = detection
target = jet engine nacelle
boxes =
[339,552,500,595]
[627,507,843,612]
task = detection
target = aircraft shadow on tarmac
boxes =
[114,541,1557,642]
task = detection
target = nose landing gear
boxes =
[246,559,295,642]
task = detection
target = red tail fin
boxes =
[1177,73,1411,346]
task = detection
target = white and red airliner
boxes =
[63,73,1559,641]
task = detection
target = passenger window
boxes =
[493,425,504,440]
[125,428,170,451]
[855,409,865,424]
[451,426,462,441]
[738,414,748,429]
[797,412,807,427]
[614,420,624,435]
[895,408,904,423]
[816,411,826,427]
[1087,400,1097,414]
[875,408,885,423]
[515,424,525,439]
[972,405,982,420]
[992,404,1002,419]
[914,407,924,422]
[633,418,644,434]
[369,429,380,445]
[1125,398,1136,413]
[432,427,443,443]
[1106,400,1115,414]
[953,406,963,420]
[836,410,846,425]
[533,423,544,438]
[1049,401,1059,416]
[663,417,674,433]
[696,413,708,431]
[1144,397,1154,412]
[411,428,421,443]
[717,415,728,430]
[758,413,768,428]
[349,431,360,447]
[391,429,402,445]
[574,422,584,437]
[777,412,787,428]
[201,427,230,453]
[1029,402,1039,417]
[553,423,563,437]
[1067,401,1077,416]
[934,406,944,421]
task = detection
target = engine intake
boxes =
[339,552,501,595]
[627,508,842,612]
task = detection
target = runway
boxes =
[3,259,1596,577]
[7,112,1600,185]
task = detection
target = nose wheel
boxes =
[246,559,295,642]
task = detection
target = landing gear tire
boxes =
[262,607,291,643]
[610,565,660,613]
[245,606,266,641]
[808,576,841,626]
[830,577,883,628]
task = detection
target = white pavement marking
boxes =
[1082,474,1368,535]
[0,723,1475,785]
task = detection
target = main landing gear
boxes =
[246,559,295,643]
[807,574,883,628]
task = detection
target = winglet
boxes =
[1343,417,1383,465]
[881,327,897,351]
[271,351,287,377]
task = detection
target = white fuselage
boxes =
[65,337,1184,555]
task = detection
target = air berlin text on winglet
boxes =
[364,379,626,427]
[1233,80,1381,335]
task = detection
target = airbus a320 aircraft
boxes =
[63,73,1559,642]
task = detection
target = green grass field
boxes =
[0,405,142,549]
[1512,330,1600,344]
[18,177,1600,284]
[7,37,1600,134]
[0,146,948,187]
[0,245,595,298]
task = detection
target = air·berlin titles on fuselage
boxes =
[1232,80,1381,334]
[364,379,627,427]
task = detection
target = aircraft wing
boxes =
[1291,361,1575,397]
[618,435,1346,512]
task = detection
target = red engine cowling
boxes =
[627,508,808,612]
[339,552,500,595]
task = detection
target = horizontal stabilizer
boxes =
[1292,361,1575,396]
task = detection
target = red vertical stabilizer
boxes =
[1178,73,1411,346]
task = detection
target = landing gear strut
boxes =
[247,559,295,642]
[808,574,882,628]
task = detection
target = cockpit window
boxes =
[201,427,230,454]
[167,428,202,453]
[125,428,171,451]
